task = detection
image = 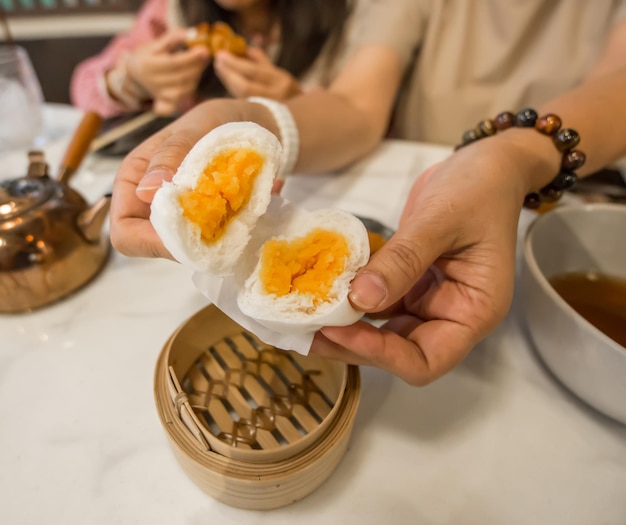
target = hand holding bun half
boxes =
[186,22,247,57]
[149,122,370,342]
[150,122,280,275]
[236,199,370,335]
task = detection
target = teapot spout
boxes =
[77,193,112,243]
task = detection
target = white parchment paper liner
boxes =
[192,270,315,355]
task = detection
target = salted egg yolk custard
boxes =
[260,228,349,305]
[237,206,370,334]
[178,148,264,244]
[149,122,280,275]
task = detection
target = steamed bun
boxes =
[150,121,281,275]
[236,198,370,334]
[150,122,370,339]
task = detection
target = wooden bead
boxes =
[515,108,538,127]
[549,171,578,190]
[494,112,515,131]
[554,128,580,152]
[562,149,586,171]
[535,114,562,136]
[462,128,481,144]
[478,119,496,136]
[539,186,563,203]
[458,109,583,210]
[524,192,541,209]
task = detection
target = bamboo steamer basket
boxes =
[153,304,361,510]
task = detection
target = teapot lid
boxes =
[0,152,53,222]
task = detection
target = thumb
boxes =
[349,209,456,313]
[246,46,271,64]
[154,28,189,53]
[136,129,203,203]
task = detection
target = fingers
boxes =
[152,27,192,53]
[150,79,200,116]
[111,114,208,257]
[245,46,273,65]
[128,31,209,94]
[152,97,179,117]
[167,46,210,73]
[149,62,207,115]
[315,316,477,386]
[110,132,175,259]
[134,129,205,202]
[215,65,266,98]
[271,178,285,195]
[348,207,458,313]
[214,51,276,98]
[310,330,373,368]
[110,99,245,260]
[214,51,300,100]
[215,51,264,80]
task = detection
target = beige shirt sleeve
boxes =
[300,0,427,89]
[614,0,626,24]
[345,0,428,69]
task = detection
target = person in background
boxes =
[70,0,350,117]
[109,0,626,385]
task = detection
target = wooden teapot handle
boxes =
[57,110,103,185]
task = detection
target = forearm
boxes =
[492,67,626,194]
[286,90,386,172]
[214,93,381,174]
[540,67,626,177]
[285,46,402,173]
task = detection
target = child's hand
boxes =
[213,47,302,101]
[126,28,210,115]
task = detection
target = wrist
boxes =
[456,109,586,209]
[104,54,150,109]
[491,128,561,194]
[104,66,138,108]
[123,53,151,99]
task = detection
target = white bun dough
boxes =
[150,122,370,337]
[236,198,370,335]
[150,121,281,275]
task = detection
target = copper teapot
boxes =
[0,111,111,313]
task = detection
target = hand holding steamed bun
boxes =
[149,121,370,337]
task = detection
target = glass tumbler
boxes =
[0,45,44,153]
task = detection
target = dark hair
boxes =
[178,0,351,97]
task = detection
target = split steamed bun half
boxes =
[237,198,370,334]
[150,121,370,336]
[150,121,280,275]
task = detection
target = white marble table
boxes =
[1,105,625,525]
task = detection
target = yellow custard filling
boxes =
[178,148,264,243]
[260,228,349,303]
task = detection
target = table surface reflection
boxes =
[1,104,625,525]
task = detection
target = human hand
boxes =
[213,47,302,100]
[109,98,281,258]
[310,137,544,385]
[110,100,228,258]
[126,28,210,115]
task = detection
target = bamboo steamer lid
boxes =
[153,304,361,510]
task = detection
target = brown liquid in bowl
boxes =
[549,271,626,348]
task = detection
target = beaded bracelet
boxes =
[455,108,586,209]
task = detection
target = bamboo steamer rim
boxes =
[153,304,361,509]
[160,304,350,463]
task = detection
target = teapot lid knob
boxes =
[0,150,53,222]
[27,150,49,178]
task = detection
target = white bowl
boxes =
[521,203,626,424]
